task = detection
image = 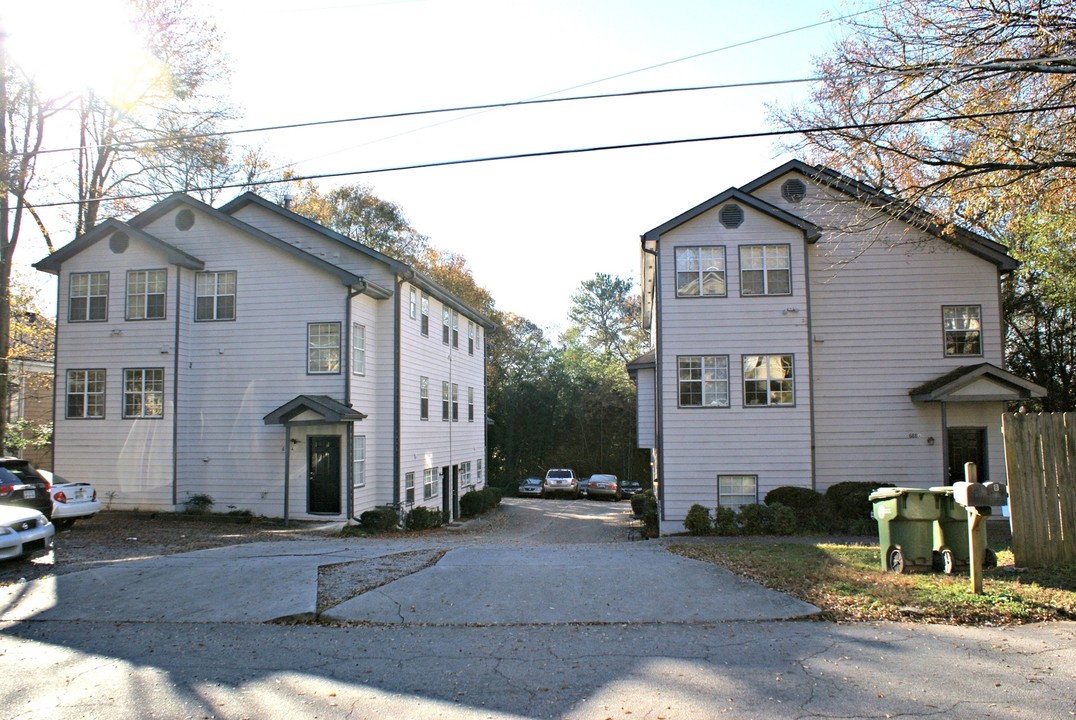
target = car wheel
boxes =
[53,518,76,531]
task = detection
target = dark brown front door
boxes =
[947,427,987,484]
[308,436,341,514]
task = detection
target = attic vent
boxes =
[109,232,129,254]
[782,179,807,203]
[719,204,744,229]
[175,208,195,231]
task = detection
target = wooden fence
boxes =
[1003,412,1076,567]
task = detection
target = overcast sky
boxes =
[5,0,864,332]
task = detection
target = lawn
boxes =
[668,541,1076,624]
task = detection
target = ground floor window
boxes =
[718,474,757,510]
[423,468,437,499]
[460,461,472,485]
[353,435,366,487]
[405,472,415,504]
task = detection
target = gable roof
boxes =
[34,217,205,275]
[220,191,495,329]
[741,160,1019,273]
[642,187,823,243]
[909,363,1045,402]
[263,395,367,425]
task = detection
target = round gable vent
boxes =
[719,203,744,229]
[175,208,195,231]
[109,231,129,254]
[782,178,807,203]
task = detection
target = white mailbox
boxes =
[952,481,1008,508]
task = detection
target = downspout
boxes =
[802,237,817,491]
[345,280,369,523]
[641,238,664,528]
[172,265,182,507]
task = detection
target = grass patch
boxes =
[668,541,1076,624]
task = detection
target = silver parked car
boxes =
[517,477,543,497]
[542,469,579,498]
[586,474,621,501]
[0,504,54,561]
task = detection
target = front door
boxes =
[308,436,341,514]
[947,427,987,484]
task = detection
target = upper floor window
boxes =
[352,323,366,375]
[442,307,451,344]
[409,288,417,319]
[420,294,430,336]
[124,368,164,418]
[678,355,729,407]
[126,269,167,320]
[308,322,341,374]
[452,383,459,421]
[452,311,459,348]
[743,354,795,406]
[69,272,109,322]
[419,376,429,420]
[740,245,791,296]
[943,305,982,356]
[468,386,475,421]
[468,321,475,355]
[676,246,726,297]
[442,381,450,420]
[195,271,236,321]
[67,369,106,419]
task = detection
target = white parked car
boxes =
[0,504,54,561]
[38,470,101,530]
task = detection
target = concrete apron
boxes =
[1,540,820,626]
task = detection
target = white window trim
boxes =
[353,435,366,488]
[718,474,758,510]
[308,322,342,374]
[352,323,366,375]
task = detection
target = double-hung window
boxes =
[124,368,164,418]
[740,245,791,296]
[420,294,430,336]
[451,312,459,348]
[69,272,109,322]
[460,461,472,486]
[409,289,417,320]
[420,376,429,420]
[195,271,236,321]
[942,305,982,356]
[353,435,366,488]
[718,475,758,510]
[468,321,475,355]
[442,307,451,344]
[743,355,795,406]
[423,468,437,499]
[405,472,416,504]
[351,323,366,375]
[451,383,459,421]
[678,356,729,407]
[442,381,450,421]
[675,247,726,297]
[67,369,106,419]
[468,387,475,421]
[308,322,341,374]
[126,269,167,320]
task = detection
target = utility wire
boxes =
[26,101,1076,211]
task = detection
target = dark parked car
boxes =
[0,457,53,519]
[619,481,642,497]
[586,474,621,500]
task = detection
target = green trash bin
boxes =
[928,486,994,574]
[869,487,945,573]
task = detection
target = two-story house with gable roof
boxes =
[34,192,491,522]
[628,160,1045,534]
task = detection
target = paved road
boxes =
[1,497,1074,719]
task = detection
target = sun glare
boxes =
[2,0,165,106]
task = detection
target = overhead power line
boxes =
[26,101,1076,211]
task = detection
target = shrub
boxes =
[737,503,773,535]
[633,490,659,537]
[764,486,822,511]
[713,507,739,536]
[360,506,399,533]
[684,504,712,535]
[460,486,503,517]
[631,490,651,518]
[407,506,444,531]
[770,502,797,535]
[184,493,214,514]
[823,481,892,534]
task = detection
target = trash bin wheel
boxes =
[940,548,956,575]
[886,547,906,574]
[984,548,997,569]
